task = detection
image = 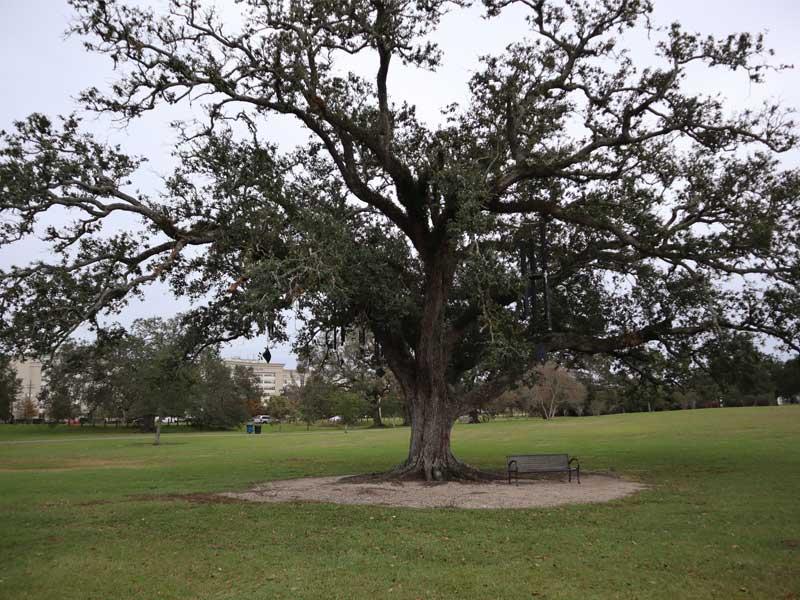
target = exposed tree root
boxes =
[341,457,504,484]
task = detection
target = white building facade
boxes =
[11,359,48,420]
[223,358,303,400]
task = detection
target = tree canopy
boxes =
[1,0,798,478]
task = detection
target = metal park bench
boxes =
[506,454,580,484]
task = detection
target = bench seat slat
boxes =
[506,453,580,484]
[508,454,569,470]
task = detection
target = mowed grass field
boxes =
[1,408,798,600]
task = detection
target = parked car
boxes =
[253,415,274,424]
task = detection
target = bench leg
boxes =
[577,467,581,484]
[568,469,571,483]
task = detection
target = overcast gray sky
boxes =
[1,0,799,367]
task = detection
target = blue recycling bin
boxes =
[246,423,254,434]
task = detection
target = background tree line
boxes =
[0,316,260,432]
[3,324,797,428]
[0,354,22,422]
[488,333,800,418]
[277,329,800,426]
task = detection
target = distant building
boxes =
[223,358,304,400]
[11,359,48,420]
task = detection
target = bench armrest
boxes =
[568,457,579,467]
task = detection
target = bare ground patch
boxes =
[77,492,250,507]
[138,492,249,505]
[221,474,647,509]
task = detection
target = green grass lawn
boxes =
[1,408,798,600]
[0,419,382,440]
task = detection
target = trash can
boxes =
[254,425,262,434]
[246,423,254,434]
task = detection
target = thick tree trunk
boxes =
[380,386,498,481]
[368,247,498,482]
[154,419,161,446]
[402,388,458,480]
[384,333,490,481]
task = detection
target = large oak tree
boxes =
[1,0,799,479]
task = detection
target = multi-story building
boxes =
[223,358,304,400]
[11,359,48,420]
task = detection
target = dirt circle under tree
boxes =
[221,474,646,509]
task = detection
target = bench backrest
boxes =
[507,454,569,471]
